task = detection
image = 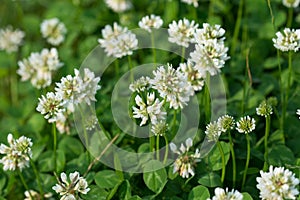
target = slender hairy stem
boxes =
[242,133,251,190]
[231,0,244,55]
[287,8,293,28]
[18,170,33,199]
[228,131,236,187]
[181,46,185,63]
[263,116,271,171]
[156,135,160,160]
[29,158,44,199]
[217,141,226,184]
[151,32,156,64]
[52,123,57,173]
[163,135,169,164]
[128,55,134,82]
[84,134,119,177]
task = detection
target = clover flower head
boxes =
[150,64,194,109]
[151,120,168,136]
[104,0,132,13]
[24,190,53,200]
[132,92,166,126]
[168,18,199,47]
[236,116,256,134]
[217,115,235,133]
[256,165,299,200]
[40,18,67,46]
[0,134,32,171]
[0,26,25,53]
[170,138,201,178]
[273,28,300,52]
[181,0,199,7]
[195,23,226,43]
[53,171,90,200]
[17,48,63,89]
[256,100,273,117]
[139,14,163,33]
[98,22,138,58]
[205,121,222,142]
[282,0,300,8]
[129,76,151,93]
[36,92,65,123]
[179,60,205,92]
[190,39,230,77]
[208,187,243,200]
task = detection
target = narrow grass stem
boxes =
[228,131,236,187]
[231,0,244,55]
[242,133,251,190]
[263,116,271,171]
[217,141,226,184]
[18,170,33,199]
[163,135,169,164]
[151,32,156,64]
[29,158,44,199]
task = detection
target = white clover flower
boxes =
[132,92,166,126]
[256,100,273,117]
[98,22,138,58]
[138,14,163,33]
[297,109,300,119]
[236,116,256,134]
[53,171,90,200]
[0,134,32,171]
[179,61,205,92]
[194,23,226,43]
[55,68,101,108]
[40,18,67,46]
[217,115,235,133]
[129,76,151,92]
[17,48,63,89]
[104,0,132,12]
[85,115,99,131]
[36,92,65,123]
[24,190,53,200]
[168,18,199,47]
[55,114,70,134]
[181,0,199,7]
[256,165,300,200]
[273,28,300,52]
[190,39,230,77]
[151,120,168,136]
[170,138,201,178]
[205,121,222,142]
[0,26,25,53]
[208,187,243,200]
[283,0,300,8]
[150,64,194,109]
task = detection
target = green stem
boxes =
[18,170,33,199]
[217,141,226,184]
[156,135,160,160]
[263,116,270,171]
[52,123,57,173]
[242,133,251,190]
[266,0,276,30]
[115,59,119,78]
[277,50,284,131]
[287,7,293,28]
[228,131,236,187]
[208,0,215,22]
[181,46,185,63]
[230,0,244,55]
[163,135,169,164]
[150,135,155,153]
[128,55,134,82]
[151,32,156,64]
[204,75,211,123]
[29,158,44,199]
[287,51,293,100]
